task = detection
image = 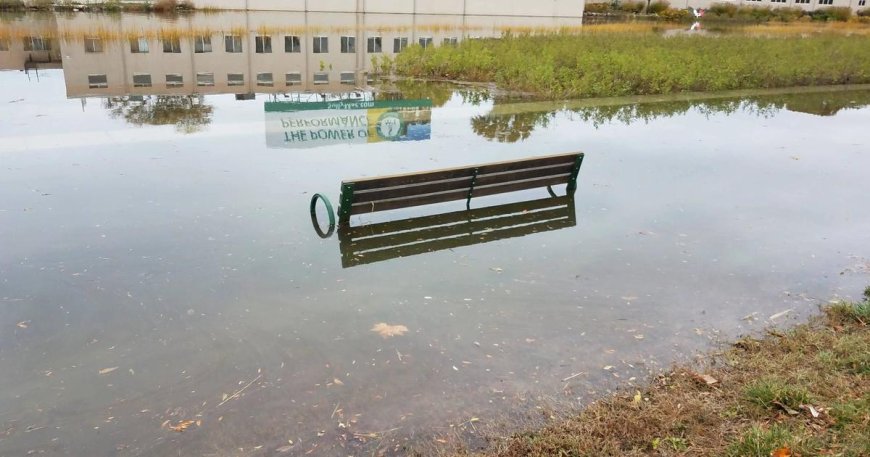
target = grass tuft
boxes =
[726,424,793,457]
[744,378,811,410]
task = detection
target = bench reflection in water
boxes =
[337,194,576,268]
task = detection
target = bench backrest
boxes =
[337,152,583,223]
[338,195,576,268]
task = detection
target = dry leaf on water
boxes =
[98,367,119,375]
[371,323,409,338]
[771,447,791,457]
[167,420,199,432]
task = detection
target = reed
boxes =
[394,31,870,98]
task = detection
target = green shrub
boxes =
[811,7,852,22]
[660,7,689,21]
[708,2,738,17]
[584,2,611,13]
[771,6,804,22]
[618,0,644,13]
[0,0,25,10]
[648,0,669,14]
[152,0,176,12]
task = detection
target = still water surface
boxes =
[2,12,870,457]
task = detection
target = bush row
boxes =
[586,1,866,22]
[395,32,870,99]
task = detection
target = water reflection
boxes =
[3,11,870,457]
[471,110,554,143]
[264,98,432,148]
[104,94,213,133]
[0,10,582,96]
[338,195,577,268]
[472,89,870,142]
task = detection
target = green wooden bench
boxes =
[310,152,584,235]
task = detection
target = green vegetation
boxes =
[585,2,866,23]
[585,0,691,21]
[464,88,870,142]
[448,293,870,456]
[1,0,196,12]
[744,378,811,410]
[0,0,25,10]
[704,4,859,23]
[395,32,870,98]
[104,95,213,134]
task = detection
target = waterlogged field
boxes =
[2,10,870,457]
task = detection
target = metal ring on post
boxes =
[310,193,336,239]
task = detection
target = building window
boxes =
[194,35,212,53]
[225,35,242,53]
[795,0,809,3]
[340,72,355,85]
[132,74,152,88]
[285,35,301,53]
[313,72,329,84]
[367,36,382,53]
[443,37,458,46]
[418,37,433,48]
[130,37,149,53]
[166,74,183,87]
[84,37,103,53]
[163,38,181,53]
[340,36,356,53]
[313,36,328,53]
[256,73,274,86]
[255,36,272,53]
[285,72,302,86]
[23,36,50,51]
[393,37,408,53]
[227,73,245,86]
[818,0,832,3]
[87,74,108,89]
[196,72,215,86]
[860,0,866,5]
[0,39,9,51]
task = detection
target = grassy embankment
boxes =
[391,30,870,99]
[452,290,869,457]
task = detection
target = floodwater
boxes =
[2,11,870,457]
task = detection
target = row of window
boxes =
[86,71,358,89]
[80,35,453,55]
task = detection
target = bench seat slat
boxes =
[352,162,574,204]
[345,152,580,191]
[343,196,572,239]
[346,207,571,254]
[342,218,575,267]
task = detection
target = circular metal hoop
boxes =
[309,193,336,239]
